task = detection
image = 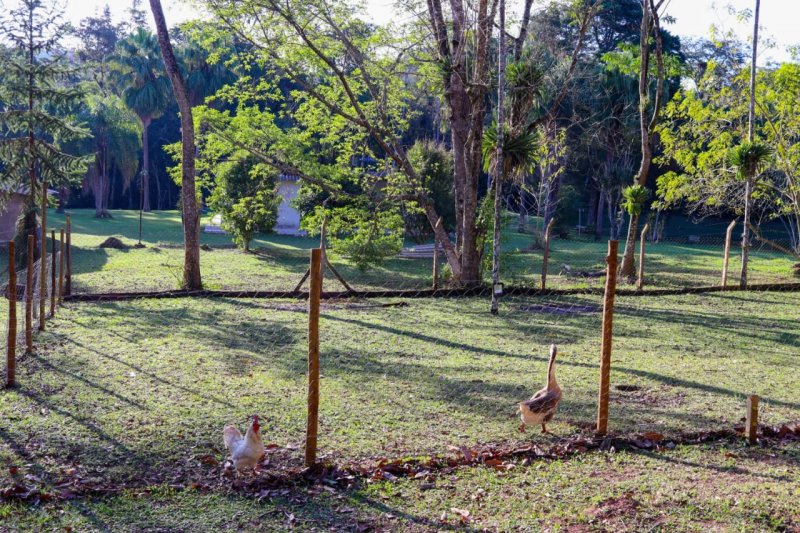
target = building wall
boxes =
[0,194,25,243]
[275,180,305,236]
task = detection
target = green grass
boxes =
[3,208,795,294]
[1,289,798,530]
[1,209,798,530]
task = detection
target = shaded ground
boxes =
[1,290,798,530]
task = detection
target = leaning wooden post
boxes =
[721,220,737,288]
[540,218,555,290]
[58,230,65,305]
[65,214,71,296]
[50,230,56,316]
[7,241,17,388]
[746,394,759,444]
[305,248,323,467]
[596,240,619,436]
[25,236,34,354]
[636,223,650,291]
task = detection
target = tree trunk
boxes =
[619,0,664,279]
[141,116,152,212]
[740,0,760,289]
[150,0,202,290]
[595,186,606,241]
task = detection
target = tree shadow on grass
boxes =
[321,313,800,413]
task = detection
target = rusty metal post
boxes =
[39,181,47,330]
[25,236,34,353]
[596,240,619,436]
[7,241,17,388]
[50,230,56,316]
[58,230,65,305]
[65,214,72,296]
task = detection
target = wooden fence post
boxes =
[432,217,442,291]
[636,223,650,291]
[746,394,759,444]
[596,240,619,436]
[65,215,71,296]
[305,248,323,467]
[540,218,555,290]
[25,236,34,354]
[7,241,17,388]
[39,181,47,331]
[721,220,737,288]
[58,230,65,305]
[50,230,56,316]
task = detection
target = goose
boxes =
[518,344,562,433]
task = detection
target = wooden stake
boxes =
[596,240,619,436]
[636,223,650,291]
[58,230,65,305]
[722,220,737,288]
[541,218,555,290]
[433,218,442,290]
[746,394,759,444]
[25,236,33,354]
[7,241,17,388]
[39,181,47,331]
[65,214,71,296]
[50,230,56,316]
[305,248,323,467]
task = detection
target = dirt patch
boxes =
[98,237,129,249]
[612,385,685,407]
[520,303,601,315]
[585,492,639,521]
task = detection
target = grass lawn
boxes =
[1,209,794,295]
[1,288,798,530]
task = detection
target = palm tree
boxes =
[728,141,772,288]
[112,28,172,212]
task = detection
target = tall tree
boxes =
[67,93,141,218]
[0,0,91,265]
[739,0,760,288]
[149,0,202,289]
[618,0,666,279]
[112,28,172,212]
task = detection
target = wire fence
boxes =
[1,214,798,497]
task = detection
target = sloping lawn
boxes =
[1,209,795,295]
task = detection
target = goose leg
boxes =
[541,423,548,433]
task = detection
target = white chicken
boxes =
[223,414,266,472]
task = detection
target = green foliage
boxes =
[621,183,650,216]
[727,141,773,180]
[302,203,404,271]
[197,153,279,252]
[657,61,798,244]
[112,28,172,124]
[405,140,455,241]
[481,124,538,180]
[222,191,279,252]
[0,0,92,193]
[553,184,582,236]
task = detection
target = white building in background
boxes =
[275,174,305,236]
[203,174,306,236]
